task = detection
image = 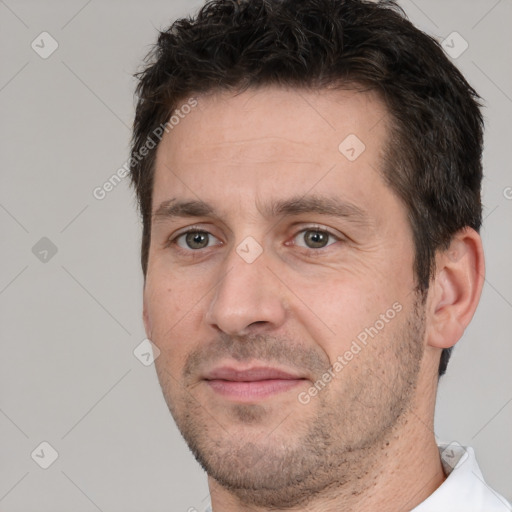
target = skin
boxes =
[142,86,485,511]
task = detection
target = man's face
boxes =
[143,87,426,506]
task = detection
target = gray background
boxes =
[0,0,510,510]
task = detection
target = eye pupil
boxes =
[186,232,209,249]
[305,230,328,248]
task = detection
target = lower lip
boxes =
[206,379,304,401]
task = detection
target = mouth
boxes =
[203,366,307,402]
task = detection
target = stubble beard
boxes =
[155,298,426,508]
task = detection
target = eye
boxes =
[293,228,339,249]
[175,230,220,250]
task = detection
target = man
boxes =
[129,0,511,510]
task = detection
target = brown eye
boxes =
[304,230,329,248]
[186,232,209,249]
[293,229,338,249]
[175,231,218,250]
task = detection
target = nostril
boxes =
[249,321,267,327]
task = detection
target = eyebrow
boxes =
[153,195,371,226]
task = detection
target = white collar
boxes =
[411,442,511,511]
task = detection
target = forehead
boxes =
[153,86,393,218]
[160,86,387,154]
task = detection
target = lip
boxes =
[205,366,303,381]
[203,366,306,402]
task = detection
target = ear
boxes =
[426,227,485,349]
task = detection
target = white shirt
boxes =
[203,444,511,512]
[412,443,511,511]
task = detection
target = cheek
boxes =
[146,263,203,318]
[144,272,198,346]
[292,268,407,360]
[144,267,220,372]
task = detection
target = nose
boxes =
[205,247,287,336]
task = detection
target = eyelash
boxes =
[165,225,343,254]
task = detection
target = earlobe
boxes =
[426,228,485,349]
